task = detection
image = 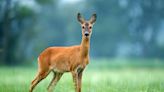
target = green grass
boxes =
[0,59,164,92]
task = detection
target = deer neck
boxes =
[80,37,90,58]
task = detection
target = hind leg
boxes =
[47,71,56,90]
[29,70,50,92]
[47,72,63,92]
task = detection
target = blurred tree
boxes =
[89,0,164,58]
[127,0,164,58]
[0,0,36,65]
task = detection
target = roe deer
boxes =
[29,13,97,92]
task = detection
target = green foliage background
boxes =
[1,0,164,65]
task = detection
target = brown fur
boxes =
[29,13,96,92]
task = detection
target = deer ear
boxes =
[77,13,85,24]
[89,13,97,24]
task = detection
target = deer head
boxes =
[77,13,97,38]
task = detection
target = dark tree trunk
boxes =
[2,0,16,65]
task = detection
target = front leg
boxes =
[77,68,83,92]
[72,69,83,92]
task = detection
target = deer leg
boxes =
[47,71,56,89]
[29,71,50,92]
[47,73,63,92]
[77,70,83,92]
[72,71,80,92]
[72,68,83,92]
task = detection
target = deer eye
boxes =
[89,26,92,29]
[82,26,85,29]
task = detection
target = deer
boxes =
[29,12,97,92]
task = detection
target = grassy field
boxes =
[0,59,164,92]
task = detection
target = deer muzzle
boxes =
[84,31,89,36]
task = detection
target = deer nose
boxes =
[84,31,89,36]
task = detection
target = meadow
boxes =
[0,59,164,92]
